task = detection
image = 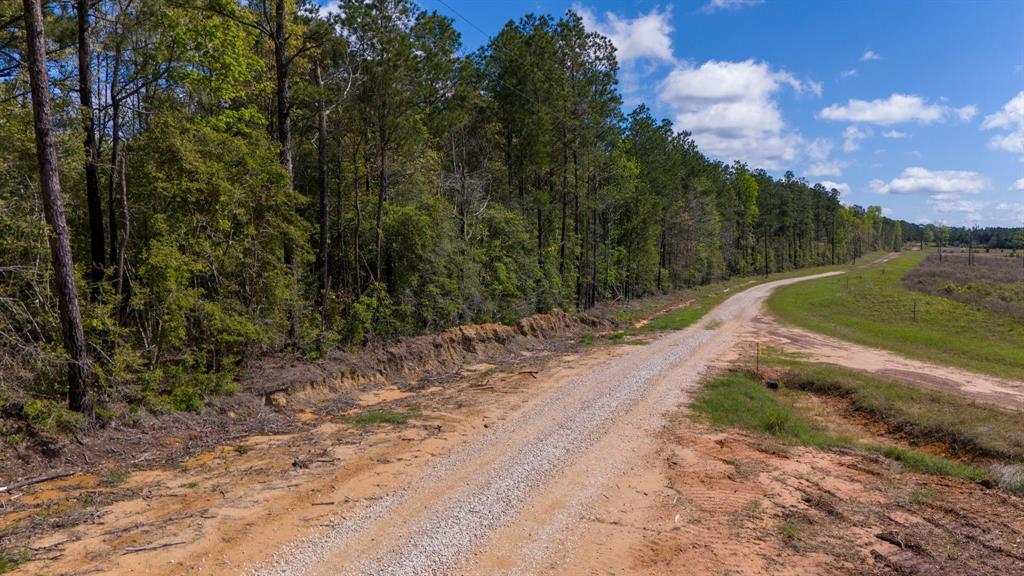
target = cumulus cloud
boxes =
[817,180,851,197]
[929,198,988,221]
[316,0,341,16]
[996,202,1024,222]
[801,138,846,177]
[658,59,819,168]
[576,5,674,63]
[882,129,908,139]
[1012,178,1024,192]
[842,125,869,152]
[859,50,883,62]
[981,91,1024,156]
[702,0,764,14]
[806,160,846,178]
[840,69,858,78]
[869,167,988,195]
[820,94,977,126]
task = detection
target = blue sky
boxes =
[363,0,1024,225]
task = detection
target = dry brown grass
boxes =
[903,251,1024,320]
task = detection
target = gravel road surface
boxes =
[251,271,845,576]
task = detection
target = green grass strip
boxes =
[767,250,1024,381]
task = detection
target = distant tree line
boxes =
[1,0,921,416]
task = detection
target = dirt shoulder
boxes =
[1,343,632,575]
[729,312,1024,411]
[547,414,1024,576]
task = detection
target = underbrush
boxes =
[692,370,993,485]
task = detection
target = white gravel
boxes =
[250,272,843,576]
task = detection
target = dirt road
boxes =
[250,272,848,576]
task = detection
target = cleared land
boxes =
[767,250,1024,381]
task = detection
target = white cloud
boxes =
[820,94,977,126]
[929,198,988,221]
[658,59,818,169]
[806,138,833,162]
[1011,178,1024,192]
[842,125,869,152]
[981,91,1024,156]
[817,180,851,197]
[882,129,908,139]
[702,0,764,14]
[318,0,341,16]
[840,69,858,78]
[806,161,846,178]
[870,167,988,195]
[803,138,846,177]
[859,50,883,62]
[996,202,1024,222]
[577,5,675,63]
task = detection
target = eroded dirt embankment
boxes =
[2,310,607,485]
[247,310,606,406]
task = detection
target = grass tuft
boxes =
[0,550,28,574]
[348,410,419,427]
[781,363,1024,462]
[692,370,989,484]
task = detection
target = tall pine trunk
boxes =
[76,0,104,293]
[107,42,121,273]
[315,60,329,345]
[25,0,94,416]
[274,0,299,345]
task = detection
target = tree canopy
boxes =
[0,0,944,417]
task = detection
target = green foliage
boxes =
[866,445,987,481]
[128,109,307,363]
[691,372,843,450]
[1,0,1011,426]
[22,399,87,436]
[0,549,29,573]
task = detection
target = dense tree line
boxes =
[1,0,915,418]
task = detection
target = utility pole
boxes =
[969,225,976,266]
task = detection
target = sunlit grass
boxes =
[767,250,1024,380]
[691,371,990,483]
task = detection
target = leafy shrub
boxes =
[22,399,86,436]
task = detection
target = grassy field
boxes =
[691,370,990,483]
[767,250,1024,381]
[615,253,887,334]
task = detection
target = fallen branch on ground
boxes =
[123,540,187,554]
[0,471,74,494]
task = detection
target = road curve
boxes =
[251,270,847,576]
